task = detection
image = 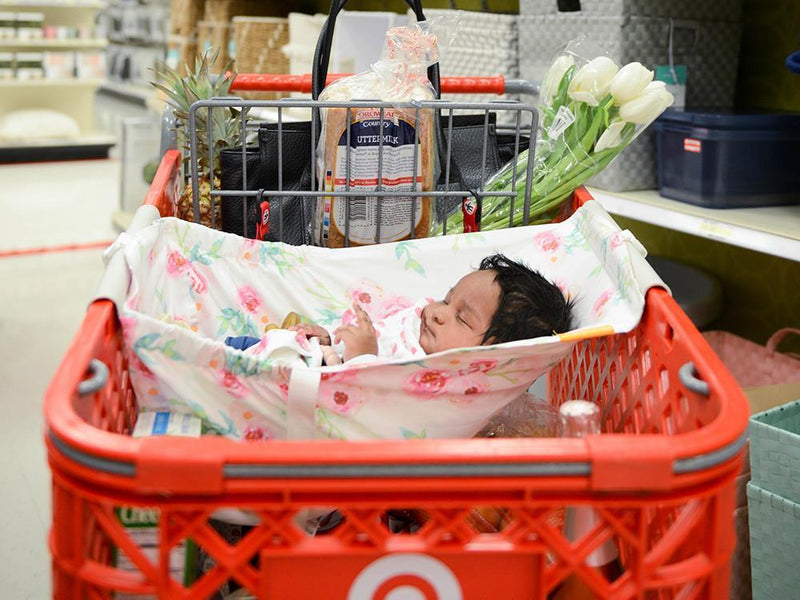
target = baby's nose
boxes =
[431,304,446,324]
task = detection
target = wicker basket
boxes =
[231,16,289,100]
[204,0,282,23]
[197,19,233,64]
[169,0,204,37]
[702,329,800,388]
[166,35,199,77]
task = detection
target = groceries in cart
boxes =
[114,200,659,443]
[224,254,574,368]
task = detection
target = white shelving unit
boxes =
[0,0,114,160]
[0,38,107,48]
[587,187,800,263]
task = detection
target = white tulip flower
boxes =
[540,54,575,106]
[567,56,619,107]
[594,118,627,152]
[619,81,675,124]
[609,62,654,105]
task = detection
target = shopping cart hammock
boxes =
[111,200,662,441]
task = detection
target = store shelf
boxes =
[0,77,103,86]
[99,80,155,104]
[0,1,106,8]
[0,132,115,162]
[0,38,107,48]
[587,187,800,263]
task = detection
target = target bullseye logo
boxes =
[348,554,463,600]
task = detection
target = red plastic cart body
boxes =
[44,76,749,599]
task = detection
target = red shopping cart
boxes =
[44,74,749,599]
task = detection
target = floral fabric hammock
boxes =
[115,200,660,441]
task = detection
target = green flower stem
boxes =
[440,92,634,235]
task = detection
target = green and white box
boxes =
[114,506,196,599]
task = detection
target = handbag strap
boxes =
[311,0,441,100]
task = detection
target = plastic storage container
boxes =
[654,110,800,208]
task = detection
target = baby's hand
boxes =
[288,323,331,346]
[334,303,378,362]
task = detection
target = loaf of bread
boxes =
[314,25,438,248]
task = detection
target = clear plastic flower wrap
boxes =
[314,22,442,248]
[443,37,675,234]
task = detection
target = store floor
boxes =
[0,158,120,598]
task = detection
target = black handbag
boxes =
[219,0,530,243]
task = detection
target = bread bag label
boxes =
[317,107,432,247]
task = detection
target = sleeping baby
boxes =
[225,253,574,366]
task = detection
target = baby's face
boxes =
[418,270,500,354]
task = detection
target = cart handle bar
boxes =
[230,73,538,97]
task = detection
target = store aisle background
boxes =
[0,159,120,598]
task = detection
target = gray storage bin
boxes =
[521,0,742,22]
[747,482,800,600]
[519,14,741,190]
[749,400,800,505]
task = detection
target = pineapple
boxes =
[151,50,245,228]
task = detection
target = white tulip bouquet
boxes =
[442,45,674,233]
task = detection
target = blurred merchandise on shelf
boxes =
[14,12,44,40]
[0,12,14,39]
[230,16,288,99]
[0,52,13,79]
[736,0,800,112]
[43,51,77,79]
[14,52,44,79]
[519,0,742,192]
[76,50,106,80]
[654,110,800,208]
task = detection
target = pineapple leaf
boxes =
[150,49,240,176]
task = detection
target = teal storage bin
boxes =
[749,399,800,503]
[747,482,800,600]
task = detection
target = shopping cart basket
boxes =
[45,74,750,599]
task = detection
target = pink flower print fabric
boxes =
[237,286,262,314]
[166,250,207,294]
[244,329,324,367]
[117,200,659,441]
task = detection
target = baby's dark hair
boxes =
[479,254,575,344]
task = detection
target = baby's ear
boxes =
[482,335,496,346]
